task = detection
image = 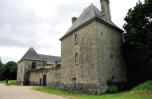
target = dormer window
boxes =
[75,53,79,65]
[75,34,78,44]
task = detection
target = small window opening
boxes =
[31,62,36,69]
[72,78,76,82]
[112,76,115,80]
[75,34,78,44]
[75,53,79,65]
[111,54,114,58]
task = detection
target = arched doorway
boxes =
[43,75,47,86]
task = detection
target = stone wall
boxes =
[96,21,127,81]
[60,20,127,94]
[16,61,25,84]
[96,21,127,89]
[17,60,43,85]
[61,21,100,94]
[29,67,61,88]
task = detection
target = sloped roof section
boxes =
[66,4,102,34]
[18,47,60,65]
[60,3,122,40]
[39,54,60,65]
[66,4,103,34]
[20,47,41,61]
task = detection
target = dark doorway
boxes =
[39,78,41,86]
[43,75,47,86]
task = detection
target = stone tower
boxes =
[60,0,127,94]
[16,47,44,85]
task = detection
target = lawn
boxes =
[32,87,152,99]
[0,80,16,86]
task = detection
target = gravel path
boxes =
[0,84,67,99]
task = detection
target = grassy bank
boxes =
[0,80,16,86]
[32,87,152,99]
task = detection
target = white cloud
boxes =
[0,0,144,63]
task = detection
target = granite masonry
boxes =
[17,0,127,94]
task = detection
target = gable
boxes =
[60,4,123,41]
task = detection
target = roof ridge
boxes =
[39,54,60,57]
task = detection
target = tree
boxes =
[123,0,152,60]
[5,61,17,80]
[0,62,5,80]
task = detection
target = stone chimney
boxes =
[100,0,111,21]
[72,17,77,24]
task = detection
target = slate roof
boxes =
[66,4,103,34]
[60,4,122,40]
[39,54,60,65]
[20,47,41,61]
[19,47,60,65]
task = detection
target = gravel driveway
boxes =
[0,84,67,99]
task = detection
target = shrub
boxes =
[107,85,118,93]
[132,80,152,91]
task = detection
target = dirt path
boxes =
[0,84,67,99]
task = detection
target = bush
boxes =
[107,85,118,93]
[132,80,152,91]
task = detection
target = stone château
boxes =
[17,0,127,94]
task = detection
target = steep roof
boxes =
[60,4,122,40]
[66,4,103,34]
[18,48,60,64]
[20,47,41,61]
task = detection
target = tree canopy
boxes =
[0,62,5,80]
[123,0,152,60]
[0,61,17,81]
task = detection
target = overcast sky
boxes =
[0,0,144,63]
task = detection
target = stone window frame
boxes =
[28,64,31,69]
[74,34,78,44]
[75,53,79,65]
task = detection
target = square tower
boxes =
[60,1,127,94]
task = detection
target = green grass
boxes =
[132,80,152,91]
[0,80,16,86]
[32,87,152,99]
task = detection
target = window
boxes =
[75,53,79,65]
[31,62,36,69]
[75,34,78,44]
[111,54,114,58]
[72,78,76,82]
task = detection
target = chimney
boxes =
[100,0,111,21]
[72,17,77,24]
